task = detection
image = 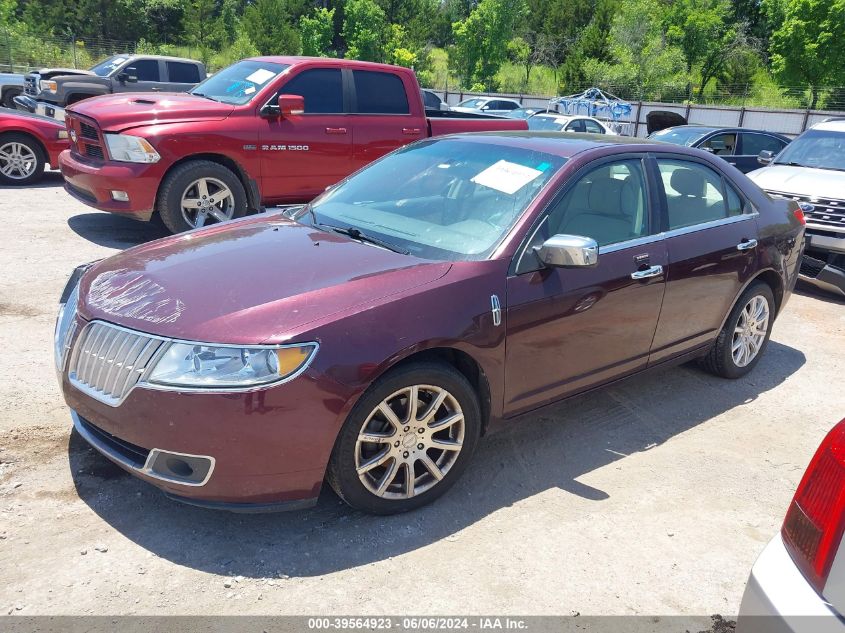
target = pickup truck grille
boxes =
[766,190,845,232]
[24,74,38,96]
[66,113,106,162]
[68,321,166,406]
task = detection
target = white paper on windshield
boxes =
[471,160,543,195]
[246,68,276,85]
[244,86,256,95]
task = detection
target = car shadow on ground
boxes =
[68,340,805,579]
[0,170,65,189]
[67,212,169,248]
[795,280,845,306]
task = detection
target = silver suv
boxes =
[748,119,845,296]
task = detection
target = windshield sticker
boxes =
[244,86,256,95]
[245,68,276,85]
[536,162,552,171]
[471,160,543,195]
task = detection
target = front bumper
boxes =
[62,356,341,510]
[800,230,845,296]
[737,535,845,633]
[58,149,161,221]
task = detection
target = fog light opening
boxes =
[165,458,194,478]
[110,190,129,202]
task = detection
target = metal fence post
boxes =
[72,35,78,68]
[6,29,12,73]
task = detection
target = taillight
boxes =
[782,419,845,592]
[794,208,807,225]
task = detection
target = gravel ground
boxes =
[0,172,843,620]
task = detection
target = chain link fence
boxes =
[0,30,139,74]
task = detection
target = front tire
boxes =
[0,132,45,185]
[700,281,775,379]
[156,160,248,233]
[327,362,482,515]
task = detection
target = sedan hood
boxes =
[67,93,235,132]
[748,165,845,200]
[77,216,450,344]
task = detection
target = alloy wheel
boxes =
[180,177,236,228]
[732,294,770,367]
[355,384,465,500]
[0,142,37,179]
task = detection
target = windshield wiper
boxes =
[318,223,409,255]
[191,92,220,102]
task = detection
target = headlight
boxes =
[57,130,69,140]
[40,80,57,92]
[104,134,161,163]
[144,342,318,389]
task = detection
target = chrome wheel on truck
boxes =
[180,176,236,228]
[0,133,45,185]
[157,159,248,234]
[328,362,481,514]
[355,384,465,499]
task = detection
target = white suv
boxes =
[748,119,845,296]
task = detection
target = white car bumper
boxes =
[738,535,845,633]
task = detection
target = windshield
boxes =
[528,116,567,131]
[190,60,289,105]
[90,56,130,77]
[774,129,845,171]
[457,98,485,108]
[650,127,710,146]
[305,139,566,261]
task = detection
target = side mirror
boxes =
[758,150,775,166]
[534,234,598,268]
[118,71,138,83]
[278,94,304,117]
[701,146,715,154]
[480,104,490,111]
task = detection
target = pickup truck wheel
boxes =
[327,362,481,515]
[0,133,45,185]
[157,160,247,233]
[700,281,775,379]
[2,88,22,109]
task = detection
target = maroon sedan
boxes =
[55,133,805,514]
[0,110,69,184]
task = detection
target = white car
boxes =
[451,97,522,116]
[747,119,845,296]
[527,113,617,135]
[738,418,845,632]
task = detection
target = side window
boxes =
[741,133,787,157]
[545,159,650,247]
[726,182,744,216]
[126,59,160,82]
[422,91,439,109]
[583,119,604,134]
[167,61,201,84]
[499,101,518,111]
[699,133,737,156]
[353,70,409,114]
[566,120,586,133]
[281,68,343,114]
[658,159,737,229]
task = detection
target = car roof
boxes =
[658,124,788,137]
[441,131,657,158]
[813,119,845,132]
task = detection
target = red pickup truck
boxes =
[59,57,527,233]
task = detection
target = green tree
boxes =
[242,0,304,56]
[450,0,527,90]
[182,0,222,51]
[300,7,335,56]
[343,0,387,61]
[768,0,845,108]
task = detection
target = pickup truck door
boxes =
[347,68,427,171]
[113,59,164,93]
[258,67,353,203]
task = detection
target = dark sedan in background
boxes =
[650,125,791,173]
[55,133,805,515]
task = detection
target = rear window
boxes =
[353,70,409,114]
[167,61,201,84]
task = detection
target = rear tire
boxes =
[700,281,775,379]
[156,160,248,234]
[327,362,481,515]
[2,87,22,109]
[0,132,45,185]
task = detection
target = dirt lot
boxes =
[1,172,843,618]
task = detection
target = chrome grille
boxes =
[68,322,165,406]
[766,190,845,231]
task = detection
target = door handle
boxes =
[325,127,347,135]
[630,265,663,280]
[737,239,758,251]
[402,128,422,135]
